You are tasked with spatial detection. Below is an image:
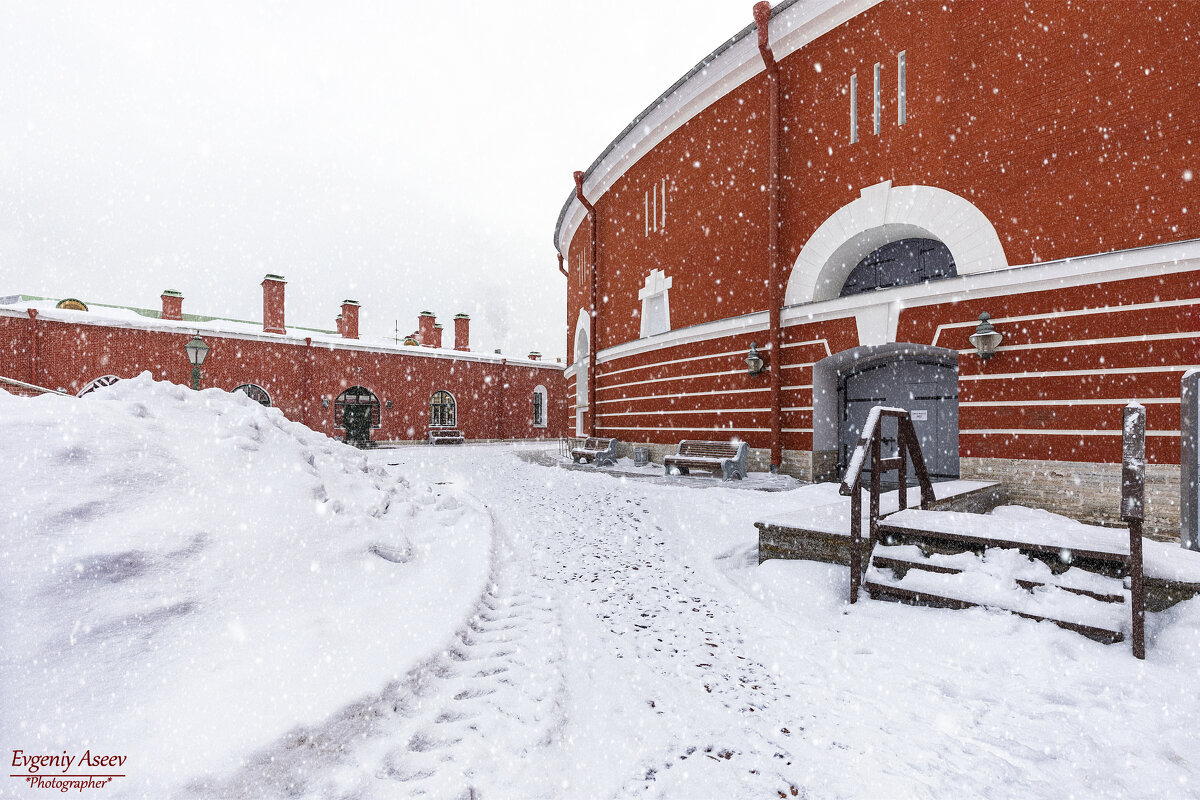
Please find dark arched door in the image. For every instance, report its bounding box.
[839,358,959,485]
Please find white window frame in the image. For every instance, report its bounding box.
[638,269,673,338]
[897,51,907,125]
[849,73,858,143]
[873,62,882,134]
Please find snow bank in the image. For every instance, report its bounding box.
[0,375,492,797]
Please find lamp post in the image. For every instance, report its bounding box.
[968,313,1003,360]
[184,334,210,389]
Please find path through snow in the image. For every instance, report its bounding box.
[197,444,1200,799]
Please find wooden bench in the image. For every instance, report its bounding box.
[571,437,618,466]
[664,440,749,481]
[428,429,465,445]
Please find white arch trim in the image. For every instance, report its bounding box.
[786,181,1009,305]
[573,308,590,367]
[533,384,548,427]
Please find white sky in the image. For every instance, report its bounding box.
[0,1,755,359]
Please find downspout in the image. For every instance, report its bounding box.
[303,337,312,427]
[26,308,38,387]
[754,1,784,473]
[574,170,598,437]
[498,358,508,440]
[557,253,568,279]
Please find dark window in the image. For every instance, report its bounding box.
[335,386,381,428]
[233,383,271,407]
[839,238,956,297]
[430,390,456,428]
[533,390,544,426]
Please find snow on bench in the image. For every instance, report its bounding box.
[571,437,618,467]
[663,440,749,481]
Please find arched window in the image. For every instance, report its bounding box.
[335,386,381,428]
[533,385,548,427]
[233,383,271,407]
[77,375,120,396]
[839,238,957,297]
[430,390,456,428]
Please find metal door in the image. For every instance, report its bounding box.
[839,358,958,485]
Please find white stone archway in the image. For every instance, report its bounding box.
[786,181,1009,305]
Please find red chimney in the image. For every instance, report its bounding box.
[453,313,470,351]
[433,323,443,348]
[418,311,436,346]
[161,290,183,321]
[341,300,360,339]
[262,274,286,335]
[336,315,344,336]
[528,351,541,361]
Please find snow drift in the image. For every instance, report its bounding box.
[0,374,492,797]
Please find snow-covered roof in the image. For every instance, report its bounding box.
[0,295,564,371]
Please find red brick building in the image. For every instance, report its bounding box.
[556,0,1198,534]
[1,276,567,444]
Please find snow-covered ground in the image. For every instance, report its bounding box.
[4,378,1200,799]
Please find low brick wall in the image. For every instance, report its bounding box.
[961,457,1181,541]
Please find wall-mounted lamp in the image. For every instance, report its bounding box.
[321,396,330,408]
[385,399,393,410]
[968,312,1003,360]
[745,342,766,376]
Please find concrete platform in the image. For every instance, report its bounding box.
[755,481,1008,565]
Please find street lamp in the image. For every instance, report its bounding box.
[184,334,210,389]
[968,312,1003,360]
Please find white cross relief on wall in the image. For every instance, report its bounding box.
[638,269,673,338]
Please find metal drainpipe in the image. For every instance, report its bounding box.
[557,253,568,279]
[574,170,598,437]
[498,358,508,440]
[303,337,312,426]
[754,1,784,473]
[26,308,38,386]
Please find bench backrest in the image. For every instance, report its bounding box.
[677,440,742,459]
[581,437,615,450]
[432,430,462,438]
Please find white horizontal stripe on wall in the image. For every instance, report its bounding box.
[955,330,1200,356]
[782,428,815,433]
[782,384,814,392]
[595,387,770,405]
[782,406,814,412]
[597,368,747,392]
[961,428,1182,437]
[961,398,1180,407]
[932,297,1200,347]
[597,425,772,433]
[599,345,772,379]
[781,338,833,355]
[960,364,1199,382]
[596,408,771,418]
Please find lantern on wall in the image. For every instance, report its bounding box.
[745,342,766,376]
[183,334,210,390]
[969,313,1003,360]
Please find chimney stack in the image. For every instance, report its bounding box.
[528,351,541,361]
[454,313,470,351]
[340,300,360,339]
[433,323,443,348]
[418,311,436,346]
[262,274,286,335]
[161,290,183,321]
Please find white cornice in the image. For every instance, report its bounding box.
[555,0,883,255]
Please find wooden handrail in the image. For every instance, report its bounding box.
[1121,402,1147,660]
[844,406,936,603]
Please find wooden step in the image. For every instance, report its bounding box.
[871,544,1128,603]
[866,544,1128,644]
[879,509,1130,566]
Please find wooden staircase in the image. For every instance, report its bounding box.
[840,405,1147,658]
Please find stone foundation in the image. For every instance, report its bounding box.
[960,457,1181,542]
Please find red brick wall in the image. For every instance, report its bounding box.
[0,314,567,443]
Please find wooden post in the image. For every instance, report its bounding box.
[870,429,882,551]
[850,479,862,603]
[1122,403,1146,660]
[898,416,908,511]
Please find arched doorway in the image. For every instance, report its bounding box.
[838,354,959,485]
[839,238,956,296]
[335,386,380,446]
